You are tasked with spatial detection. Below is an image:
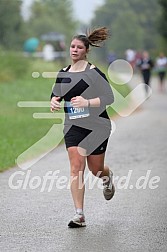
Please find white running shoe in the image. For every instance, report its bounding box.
[68,213,86,228]
[103,170,115,201]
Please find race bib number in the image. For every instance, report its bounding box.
[66,102,90,119]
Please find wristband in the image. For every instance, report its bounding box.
[87,99,90,107]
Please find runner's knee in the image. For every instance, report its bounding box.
[70,162,85,177]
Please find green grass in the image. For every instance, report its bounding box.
[0,77,54,171]
[0,55,131,172]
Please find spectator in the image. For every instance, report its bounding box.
[155,52,167,92]
[137,51,154,93]
[43,43,55,61]
[125,48,136,69]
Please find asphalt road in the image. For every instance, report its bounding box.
[0,77,167,252]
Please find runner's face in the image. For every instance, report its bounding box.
[70,39,88,62]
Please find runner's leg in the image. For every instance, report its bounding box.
[87,153,115,200]
[67,147,86,210]
[87,153,109,178]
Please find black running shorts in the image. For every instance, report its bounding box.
[64,125,109,155]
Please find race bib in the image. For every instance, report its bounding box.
[66,102,90,119]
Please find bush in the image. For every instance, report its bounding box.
[0,50,30,82]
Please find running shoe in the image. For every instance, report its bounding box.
[68,213,86,228]
[103,170,115,200]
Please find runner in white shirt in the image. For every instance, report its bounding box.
[156,53,167,92]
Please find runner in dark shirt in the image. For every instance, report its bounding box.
[137,51,154,93]
[50,27,115,228]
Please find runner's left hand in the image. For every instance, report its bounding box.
[71,96,88,108]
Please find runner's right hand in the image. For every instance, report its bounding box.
[50,97,61,112]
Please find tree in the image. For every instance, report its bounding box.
[126,0,161,50]
[0,0,24,49]
[110,10,143,53]
[158,0,167,41]
[25,0,76,44]
[91,0,161,59]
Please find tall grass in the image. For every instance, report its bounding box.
[0,52,62,171]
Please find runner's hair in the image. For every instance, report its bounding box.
[72,27,109,49]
